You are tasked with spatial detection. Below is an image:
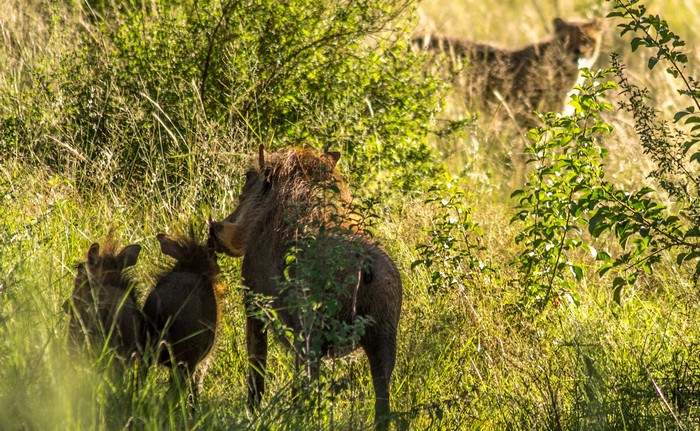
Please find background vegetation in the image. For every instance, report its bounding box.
[2,0,700,429]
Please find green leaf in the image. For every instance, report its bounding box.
[588,211,608,237]
[596,251,612,262]
[598,262,614,277]
[613,283,623,305]
[685,227,700,237]
[630,37,644,52]
[679,251,700,264]
[648,56,659,70]
[571,264,584,281]
[410,260,425,270]
[674,108,694,122]
[676,252,688,265]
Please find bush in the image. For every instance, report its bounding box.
[0,0,447,198]
[511,0,700,311]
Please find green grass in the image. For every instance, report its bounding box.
[3,0,700,429]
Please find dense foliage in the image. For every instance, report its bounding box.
[0,0,446,196]
[509,0,700,311]
[4,0,700,429]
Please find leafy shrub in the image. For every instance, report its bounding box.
[511,0,700,310]
[0,0,447,197]
[511,68,617,310]
[412,175,491,293]
[588,0,700,290]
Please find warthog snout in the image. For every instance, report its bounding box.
[208,220,246,257]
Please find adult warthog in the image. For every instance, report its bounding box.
[209,145,402,430]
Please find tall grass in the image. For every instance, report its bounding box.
[3,0,700,429]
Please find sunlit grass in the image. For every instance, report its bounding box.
[3,0,700,429]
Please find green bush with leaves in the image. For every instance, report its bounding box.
[412,176,491,293]
[511,68,617,310]
[511,0,700,310]
[0,0,446,196]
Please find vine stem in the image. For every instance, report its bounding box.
[542,187,575,307]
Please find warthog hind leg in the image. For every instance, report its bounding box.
[363,332,397,431]
[246,314,268,410]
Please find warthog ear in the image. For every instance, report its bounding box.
[210,221,246,257]
[258,144,265,170]
[325,150,341,167]
[87,243,100,268]
[553,17,567,33]
[157,233,184,261]
[117,244,141,269]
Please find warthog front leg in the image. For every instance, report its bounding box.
[246,313,268,409]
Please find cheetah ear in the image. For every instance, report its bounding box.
[117,244,141,269]
[157,234,184,261]
[325,150,341,167]
[258,144,265,170]
[553,17,567,32]
[87,243,100,268]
